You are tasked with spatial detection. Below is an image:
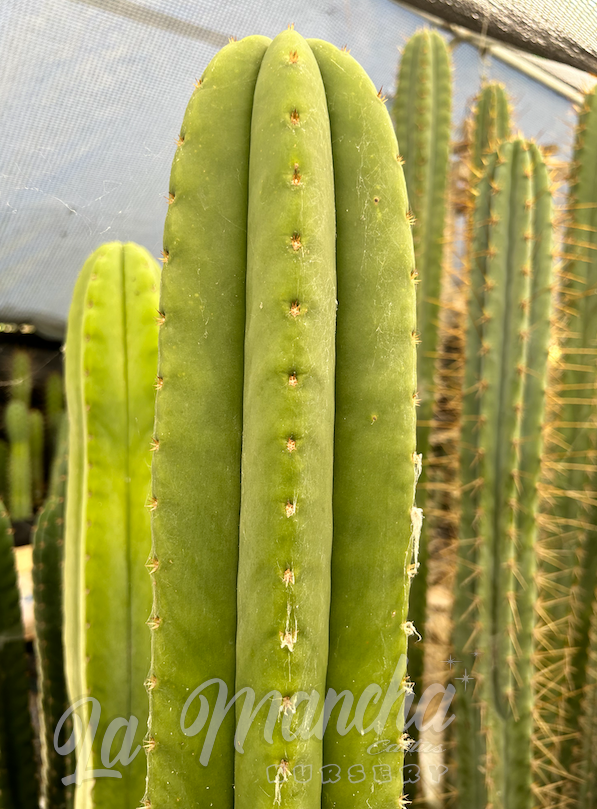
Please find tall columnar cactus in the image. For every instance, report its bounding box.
[64,242,159,809]
[147,30,418,809]
[33,415,73,809]
[535,87,597,804]
[45,371,65,458]
[391,28,452,697]
[10,349,32,406]
[0,501,38,809]
[5,400,32,520]
[30,408,44,508]
[470,82,511,177]
[452,139,553,809]
[0,441,7,505]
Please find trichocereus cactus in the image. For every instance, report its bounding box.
[0,500,38,809]
[147,28,418,809]
[470,82,511,178]
[5,399,32,520]
[33,415,73,809]
[63,242,159,809]
[45,371,65,459]
[535,87,597,806]
[452,138,553,809]
[391,28,452,701]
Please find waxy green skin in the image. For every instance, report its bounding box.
[392,27,451,714]
[308,39,417,808]
[508,143,553,808]
[471,83,511,176]
[0,501,38,809]
[234,30,337,809]
[147,35,270,809]
[45,372,65,460]
[33,416,73,809]
[11,350,32,407]
[5,400,32,520]
[30,408,44,508]
[64,242,159,809]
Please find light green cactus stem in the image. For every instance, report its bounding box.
[45,372,64,459]
[234,31,336,809]
[538,86,597,798]
[63,242,159,809]
[0,441,7,505]
[0,500,38,809]
[5,400,32,520]
[30,408,44,508]
[392,28,451,702]
[470,82,511,176]
[10,350,32,406]
[146,35,269,809]
[309,39,418,808]
[33,416,73,809]
[508,142,553,808]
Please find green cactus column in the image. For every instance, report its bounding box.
[146,35,270,809]
[392,31,451,695]
[6,400,32,520]
[33,416,73,809]
[470,83,511,177]
[10,350,32,406]
[0,501,38,809]
[63,241,159,809]
[310,39,418,808]
[45,372,65,459]
[30,408,44,508]
[234,30,336,809]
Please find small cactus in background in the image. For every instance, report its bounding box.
[0,501,38,809]
[45,371,64,459]
[148,30,417,809]
[29,408,44,508]
[391,28,452,704]
[0,440,7,505]
[5,400,32,520]
[33,415,73,809]
[63,242,159,809]
[452,139,553,808]
[10,349,32,407]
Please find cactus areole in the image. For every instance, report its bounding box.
[146,29,419,809]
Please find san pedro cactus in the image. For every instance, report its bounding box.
[63,241,159,809]
[33,415,73,809]
[0,500,38,809]
[45,372,65,459]
[147,29,418,809]
[392,26,452,705]
[536,87,597,804]
[10,349,32,406]
[30,408,44,508]
[5,400,32,520]
[453,139,553,809]
[470,82,511,177]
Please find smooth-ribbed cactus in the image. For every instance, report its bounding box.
[470,82,511,177]
[392,28,452,699]
[33,415,73,809]
[0,500,38,809]
[64,242,159,809]
[10,349,32,406]
[30,408,44,508]
[536,87,597,805]
[147,29,418,809]
[453,139,553,809]
[5,400,32,520]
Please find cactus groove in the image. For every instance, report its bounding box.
[64,242,159,809]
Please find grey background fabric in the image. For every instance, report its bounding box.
[0,0,592,338]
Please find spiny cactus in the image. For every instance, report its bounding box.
[470,82,511,177]
[392,28,452,701]
[63,242,159,809]
[33,415,73,809]
[5,400,32,520]
[147,30,418,809]
[452,139,553,809]
[10,349,32,407]
[0,500,38,809]
[535,86,597,805]
[30,408,44,508]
